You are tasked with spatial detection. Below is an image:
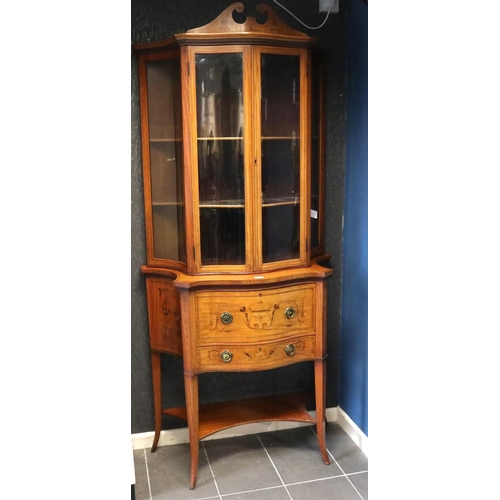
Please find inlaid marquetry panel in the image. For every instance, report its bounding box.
[146,277,183,355]
[194,283,316,344]
[197,334,316,371]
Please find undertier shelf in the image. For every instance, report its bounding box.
[162,391,316,440]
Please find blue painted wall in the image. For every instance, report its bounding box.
[339,0,368,436]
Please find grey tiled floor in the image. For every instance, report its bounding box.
[133,423,368,499]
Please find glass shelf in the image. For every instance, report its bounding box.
[198,137,242,141]
[262,136,299,140]
[262,196,299,207]
[152,202,184,207]
[199,200,244,208]
[150,138,182,143]
[197,197,300,208]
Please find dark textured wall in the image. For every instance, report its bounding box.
[131,0,346,434]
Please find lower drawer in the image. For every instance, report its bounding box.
[196,335,316,372]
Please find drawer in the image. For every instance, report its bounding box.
[197,335,316,371]
[194,283,316,344]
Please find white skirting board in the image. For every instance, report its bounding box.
[131,406,368,457]
[336,407,368,457]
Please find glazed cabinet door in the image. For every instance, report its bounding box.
[139,52,187,269]
[255,48,310,270]
[186,46,254,273]
[183,45,312,274]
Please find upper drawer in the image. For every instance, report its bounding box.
[194,283,316,344]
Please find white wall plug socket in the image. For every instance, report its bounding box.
[319,0,339,14]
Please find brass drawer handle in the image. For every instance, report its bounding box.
[221,312,233,324]
[220,350,233,363]
[284,344,295,356]
[284,307,296,319]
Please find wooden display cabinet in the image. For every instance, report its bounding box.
[133,3,332,489]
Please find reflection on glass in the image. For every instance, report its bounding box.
[261,54,300,138]
[196,52,246,267]
[147,58,185,262]
[261,54,301,263]
[196,53,243,139]
[198,137,244,205]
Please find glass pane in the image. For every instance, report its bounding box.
[262,205,300,263]
[200,208,245,266]
[261,139,299,204]
[310,57,321,252]
[261,54,300,138]
[261,54,301,263]
[147,59,182,140]
[196,53,243,139]
[198,138,244,205]
[196,53,246,267]
[146,58,185,262]
[310,134,320,251]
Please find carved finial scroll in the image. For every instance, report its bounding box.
[186,2,308,38]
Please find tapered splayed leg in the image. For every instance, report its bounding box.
[315,358,330,465]
[184,373,199,489]
[151,352,162,452]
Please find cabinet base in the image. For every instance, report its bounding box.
[162,391,316,440]
[156,389,329,489]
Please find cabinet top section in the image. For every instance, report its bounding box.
[133,2,316,54]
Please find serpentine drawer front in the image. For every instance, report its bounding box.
[194,283,317,345]
[197,334,316,371]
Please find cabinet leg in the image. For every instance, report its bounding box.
[151,352,162,452]
[314,359,330,465]
[184,373,199,490]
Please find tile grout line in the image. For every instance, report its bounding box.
[345,470,368,477]
[285,471,369,487]
[309,427,366,500]
[201,441,223,500]
[143,449,153,500]
[219,485,286,498]
[334,465,365,500]
[214,472,369,497]
[258,436,294,500]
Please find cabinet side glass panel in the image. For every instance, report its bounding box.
[195,53,246,266]
[261,54,301,263]
[147,58,186,263]
[310,58,321,253]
